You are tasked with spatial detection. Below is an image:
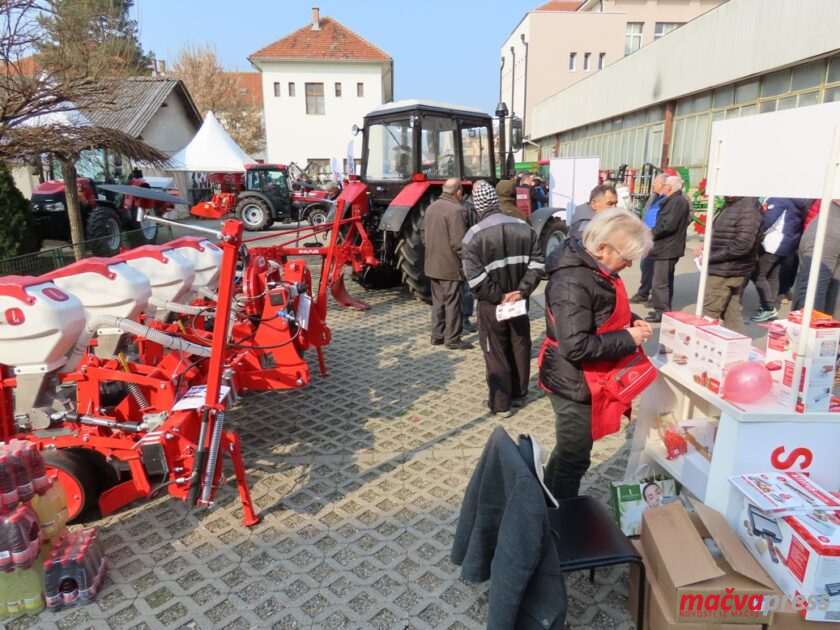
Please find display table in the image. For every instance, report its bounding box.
[637,356,840,527]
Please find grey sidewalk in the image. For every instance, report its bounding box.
[16,278,638,630]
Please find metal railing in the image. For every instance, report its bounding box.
[0,226,175,276]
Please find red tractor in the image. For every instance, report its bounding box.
[29,173,174,255]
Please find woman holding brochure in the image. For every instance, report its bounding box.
[538,209,656,499]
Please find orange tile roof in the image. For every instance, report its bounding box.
[250,16,391,62]
[2,54,38,77]
[229,72,263,106]
[535,1,583,10]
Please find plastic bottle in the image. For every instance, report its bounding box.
[0,569,11,621]
[20,443,49,496]
[5,445,33,503]
[0,452,19,510]
[32,475,68,544]
[2,569,23,620]
[17,564,44,615]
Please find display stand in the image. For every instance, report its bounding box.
[638,102,840,529]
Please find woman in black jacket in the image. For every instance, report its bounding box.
[539,209,653,499]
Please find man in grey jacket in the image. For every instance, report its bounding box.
[421,177,472,350]
[568,184,618,240]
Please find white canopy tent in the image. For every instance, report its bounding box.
[168,111,255,173]
[695,100,840,412]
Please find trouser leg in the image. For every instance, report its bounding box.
[703,275,734,326]
[462,281,474,320]
[753,251,781,309]
[636,257,653,298]
[439,279,464,344]
[508,314,532,399]
[477,301,513,412]
[650,258,677,313]
[430,279,446,341]
[778,254,798,298]
[543,394,593,499]
[720,276,747,334]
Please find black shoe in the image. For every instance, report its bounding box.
[431,337,444,346]
[629,294,649,304]
[462,320,477,333]
[643,300,654,309]
[512,395,528,408]
[644,312,662,323]
[445,340,473,350]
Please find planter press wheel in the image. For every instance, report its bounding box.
[42,449,99,522]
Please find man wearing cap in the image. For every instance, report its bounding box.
[461,181,545,417]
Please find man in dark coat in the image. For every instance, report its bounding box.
[462,181,544,417]
[495,179,528,221]
[568,184,618,239]
[645,175,691,323]
[421,177,472,349]
[697,196,764,333]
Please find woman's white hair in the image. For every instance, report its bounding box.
[582,208,652,261]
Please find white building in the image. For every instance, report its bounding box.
[249,8,393,178]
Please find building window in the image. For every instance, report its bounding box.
[654,22,682,38]
[583,53,591,72]
[305,82,325,115]
[273,82,281,97]
[335,82,342,97]
[288,82,296,97]
[569,52,576,71]
[598,52,606,70]
[308,159,330,181]
[625,23,643,55]
[357,82,364,97]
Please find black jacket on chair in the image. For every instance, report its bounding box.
[451,427,567,630]
[648,191,690,260]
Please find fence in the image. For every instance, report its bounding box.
[0,226,175,276]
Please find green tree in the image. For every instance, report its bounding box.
[35,0,150,79]
[0,164,40,258]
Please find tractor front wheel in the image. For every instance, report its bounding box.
[235,197,272,231]
[305,204,329,227]
[43,449,99,522]
[539,217,568,262]
[395,198,432,303]
[129,205,159,245]
[86,207,122,256]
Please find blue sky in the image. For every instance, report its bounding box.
[133,0,539,113]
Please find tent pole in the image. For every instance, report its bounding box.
[695,138,724,317]
[787,124,840,412]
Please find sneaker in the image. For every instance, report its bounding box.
[629,294,649,304]
[644,311,663,323]
[462,320,477,333]
[431,337,444,346]
[445,340,473,350]
[751,307,778,322]
[494,409,513,419]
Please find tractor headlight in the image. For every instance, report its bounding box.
[44,202,65,212]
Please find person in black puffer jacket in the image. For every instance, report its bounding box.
[695,197,763,333]
[539,209,653,499]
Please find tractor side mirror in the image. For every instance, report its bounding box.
[510,117,524,152]
[351,124,362,136]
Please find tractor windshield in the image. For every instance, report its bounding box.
[365,120,414,181]
[420,116,459,179]
[461,124,493,178]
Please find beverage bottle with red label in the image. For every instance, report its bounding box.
[32,474,68,545]
[5,444,33,504]
[0,451,20,510]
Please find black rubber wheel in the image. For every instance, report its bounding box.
[396,197,432,303]
[540,217,568,264]
[305,204,329,227]
[42,449,100,522]
[86,207,122,256]
[235,197,272,231]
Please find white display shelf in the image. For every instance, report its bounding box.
[638,354,840,528]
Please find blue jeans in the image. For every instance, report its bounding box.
[462,281,474,319]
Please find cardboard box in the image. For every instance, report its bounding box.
[768,600,838,628]
[660,312,716,366]
[629,540,763,630]
[688,325,752,396]
[640,500,775,624]
[736,498,840,622]
[774,311,840,413]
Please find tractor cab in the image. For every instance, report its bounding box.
[244,164,292,215]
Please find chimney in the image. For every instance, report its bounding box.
[311,7,320,30]
[159,59,166,74]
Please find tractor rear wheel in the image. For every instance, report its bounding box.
[235,197,272,231]
[130,206,159,245]
[86,207,122,256]
[539,217,568,262]
[43,449,99,522]
[396,198,432,303]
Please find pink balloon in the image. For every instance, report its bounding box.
[723,361,773,403]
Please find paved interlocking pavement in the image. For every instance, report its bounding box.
[14,277,637,630]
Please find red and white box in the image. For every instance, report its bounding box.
[688,324,751,395]
[736,500,840,622]
[659,312,716,366]
[776,311,840,413]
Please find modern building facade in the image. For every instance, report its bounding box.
[249,8,393,177]
[530,0,840,186]
[500,0,724,161]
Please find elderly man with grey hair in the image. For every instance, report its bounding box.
[644,175,691,323]
[421,177,472,349]
[630,173,668,304]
